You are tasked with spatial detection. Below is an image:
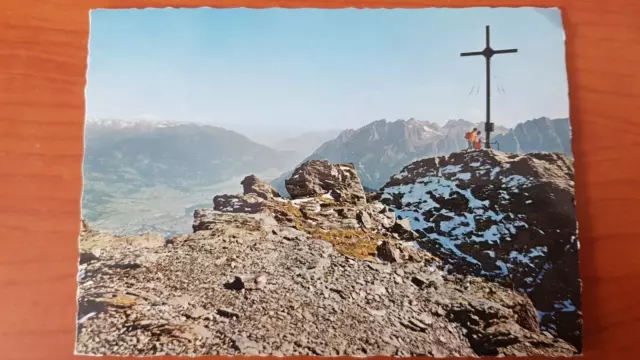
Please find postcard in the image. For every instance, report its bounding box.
[76,7,581,357]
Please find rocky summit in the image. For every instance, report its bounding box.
[75,157,578,357]
[378,149,582,351]
[285,160,367,206]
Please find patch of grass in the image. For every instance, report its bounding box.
[309,228,381,259]
[271,201,303,219]
[268,199,383,260]
[268,200,308,231]
[315,196,335,204]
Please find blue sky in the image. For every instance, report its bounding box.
[86,7,568,136]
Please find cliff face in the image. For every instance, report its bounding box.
[378,149,581,351]
[493,117,572,156]
[75,157,579,357]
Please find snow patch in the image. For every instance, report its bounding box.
[395,210,430,230]
[383,176,490,212]
[454,172,471,181]
[480,225,502,243]
[422,126,443,135]
[78,312,97,324]
[534,262,552,284]
[555,300,577,312]
[528,246,547,257]
[441,165,462,174]
[221,198,243,212]
[440,212,475,237]
[291,198,315,206]
[536,310,551,323]
[321,191,334,200]
[429,233,482,265]
[508,251,535,267]
[495,260,509,275]
[502,175,534,189]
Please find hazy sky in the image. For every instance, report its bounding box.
[86,7,568,136]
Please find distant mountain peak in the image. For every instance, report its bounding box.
[444,118,474,128]
[86,117,195,129]
[271,116,572,195]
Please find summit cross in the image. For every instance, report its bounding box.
[460,25,518,149]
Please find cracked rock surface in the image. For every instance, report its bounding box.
[77,213,575,357]
[75,158,578,357]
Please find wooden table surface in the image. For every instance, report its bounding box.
[1,0,638,359]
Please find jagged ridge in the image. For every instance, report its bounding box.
[378,149,581,351]
[76,157,578,357]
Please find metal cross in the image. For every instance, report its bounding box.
[460,25,517,149]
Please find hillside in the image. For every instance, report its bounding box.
[376,149,581,351]
[82,119,299,236]
[76,158,578,357]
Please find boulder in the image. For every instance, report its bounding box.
[241,175,282,200]
[79,250,100,265]
[193,209,271,234]
[79,220,165,251]
[81,219,92,233]
[285,160,367,205]
[391,218,420,240]
[377,240,441,264]
[213,193,265,214]
[376,240,402,263]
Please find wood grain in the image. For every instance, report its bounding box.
[1,0,638,359]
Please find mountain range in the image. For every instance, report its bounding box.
[82,116,571,236]
[84,119,299,187]
[82,119,299,235]
[270,117,571,196]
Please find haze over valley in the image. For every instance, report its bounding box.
[82,116,572,236]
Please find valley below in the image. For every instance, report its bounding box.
[82,116,572,237]
[83,170,284,237]
[77,117,581,357]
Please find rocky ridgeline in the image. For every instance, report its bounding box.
[377,149,582,351]
[76,158,578,357]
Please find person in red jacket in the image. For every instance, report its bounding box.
[474,131,483,149]
[464,128,477,150]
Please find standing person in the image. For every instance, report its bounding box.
[474,131,483,150]
[464,128,477,150]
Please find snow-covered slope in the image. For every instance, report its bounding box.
[378,149,581,352]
